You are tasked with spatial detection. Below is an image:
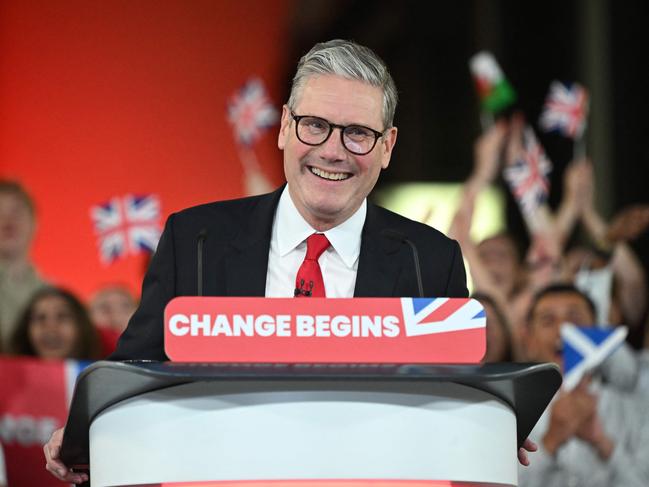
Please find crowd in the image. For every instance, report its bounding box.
[0,181,137,362]
[0,181,139,484]
[2,116,649,485]
[449,116,649,486]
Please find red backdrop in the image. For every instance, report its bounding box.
[0,0,289,300]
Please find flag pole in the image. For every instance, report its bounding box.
[573,129,587,161]
[237,145,273,196]
[480,111,494,131]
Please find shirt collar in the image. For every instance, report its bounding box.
[275,186,366,269]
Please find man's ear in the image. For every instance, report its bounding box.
[278,105,291,150]
[380,126,398,170]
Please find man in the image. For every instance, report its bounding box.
[0,180,47,350]
[45,39,471,484]
[109,39,468,360]
[519,284,649,487]
[89,285,137,334]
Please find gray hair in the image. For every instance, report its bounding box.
[287,39,398,129]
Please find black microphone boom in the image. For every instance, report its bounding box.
[381,229,424,298]
[196,229,207,296]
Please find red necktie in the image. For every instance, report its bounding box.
[294,233,330,297]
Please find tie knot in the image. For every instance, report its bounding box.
[305,233,330,261]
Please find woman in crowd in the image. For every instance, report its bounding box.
[9,286,101,360]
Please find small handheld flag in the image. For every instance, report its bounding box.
[469,51,517,114]
[503,127,553,217]
[227,78,279,147]
[561,323,628,390]
[539,81,589,140]
[90,194,162,264]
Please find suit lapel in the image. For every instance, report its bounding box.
[219,192,406,298]
[354,203,403,297]
[224,187,283,296]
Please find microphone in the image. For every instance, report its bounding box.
[196,229,207,296]
[294,279,314,297]
[381,229,424,298]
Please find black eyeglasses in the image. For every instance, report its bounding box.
[290,111,385,156]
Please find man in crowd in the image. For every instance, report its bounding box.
[0,180,46,350]
[519,284,649,487]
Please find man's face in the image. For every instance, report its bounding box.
[278,75,397,230]
[0,192,35,260]
[525,291,595,364]
[90,288,136,332]
[477,235,520,295]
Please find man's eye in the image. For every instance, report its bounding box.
[304,118,328,131]
[346,126,371,139]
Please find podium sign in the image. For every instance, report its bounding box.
[164,297,485,363]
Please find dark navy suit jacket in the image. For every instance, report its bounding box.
[111,187,468,360]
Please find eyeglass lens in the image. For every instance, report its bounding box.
[296,116,378,155]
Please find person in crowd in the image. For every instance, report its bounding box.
[518,284,649,487]
[90,285,138,355]
[9,287,101,360]
[89,285,137,333]
[557,160,648,328]
[448,119,554,358]
[473,292,513,362]
[0,180,47,350]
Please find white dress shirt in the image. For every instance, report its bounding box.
[265,187,366,298]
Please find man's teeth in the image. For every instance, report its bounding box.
[310,167,350,181]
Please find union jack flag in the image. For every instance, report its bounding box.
[539,81,589,139]
[561,324,627,390]
[400,298,485,337]
[503,128,553,216]
[227,78,278,146]
[90,194,162,264]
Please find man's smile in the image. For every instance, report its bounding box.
[308,166,352,181]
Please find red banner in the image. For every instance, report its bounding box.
[0,356,85,487]
[165,297,486,363]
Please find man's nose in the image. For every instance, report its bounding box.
[318,128,347,161]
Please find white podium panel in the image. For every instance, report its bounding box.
[89,381,517,487]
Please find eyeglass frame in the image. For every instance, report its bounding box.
[289,110,386,156]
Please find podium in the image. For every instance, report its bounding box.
[60,361,560,487]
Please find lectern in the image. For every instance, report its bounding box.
[60,361,560,487]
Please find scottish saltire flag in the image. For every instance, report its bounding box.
[561,324,628,390]
[503,128,553,215]
[539,81,589,139]
[469,51,517,113]
[400,298,485,337]
[90,194,162,264]
[227,78,278,146]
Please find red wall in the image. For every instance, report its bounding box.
[0,0,289,300]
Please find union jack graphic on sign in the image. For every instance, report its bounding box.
[90,194,162,264]
[400,298,485,337]
[539,81,589,139]
[227,78,279,146]
[503,128,553,216]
